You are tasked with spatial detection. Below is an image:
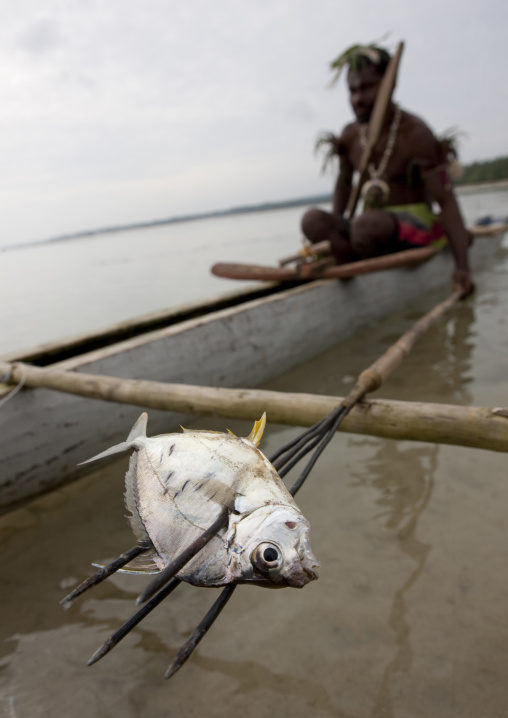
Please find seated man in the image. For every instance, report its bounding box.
[301,44,474,296]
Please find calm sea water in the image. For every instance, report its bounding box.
[1,187,508,717]
[1,187,506,356]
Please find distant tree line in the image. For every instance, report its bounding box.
[457,156,508,185]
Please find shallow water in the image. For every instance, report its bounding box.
[0,206,307,356]
[1,240,507,717]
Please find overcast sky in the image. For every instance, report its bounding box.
[1,0,507,246]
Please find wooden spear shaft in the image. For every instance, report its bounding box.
[345,41,404,219]
[1,357,507,452]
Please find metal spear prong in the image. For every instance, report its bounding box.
[136,511,229,606]
[87,577,182,666]
[60,543,152,607]
[165,584,236,680]
[88,511,230,669]
[288,407,348,496]
[270,413,334,468]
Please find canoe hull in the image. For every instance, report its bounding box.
[0,236,504,511]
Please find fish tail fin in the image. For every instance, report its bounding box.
[78,442,132,465]
[79,412,148,465]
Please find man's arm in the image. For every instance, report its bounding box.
[426,172,474,295]
[331,128,354,216]
[332,154,353,215]
[424,166,474,296]
[413,125,474,296]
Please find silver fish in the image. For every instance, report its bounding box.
[86,412,319,589]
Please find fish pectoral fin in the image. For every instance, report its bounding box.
[92,550,160,575]
[245,413,266,447]
[200,479,238,511]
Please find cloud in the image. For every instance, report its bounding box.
[18,18,63,56]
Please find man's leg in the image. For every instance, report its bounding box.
[350,210,399,257]
[301,208,360,263]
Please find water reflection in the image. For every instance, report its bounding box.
[431,303,476,404]
[190,654,357,718]
[351,440,438,718]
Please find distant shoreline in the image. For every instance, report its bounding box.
[456,178,508,194]
[3,178,508,252]
[1,193,332,252]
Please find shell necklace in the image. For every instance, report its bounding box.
[359,104,402,205]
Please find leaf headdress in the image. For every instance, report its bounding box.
[329,36,390,85]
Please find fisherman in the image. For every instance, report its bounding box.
[301,44,474,296]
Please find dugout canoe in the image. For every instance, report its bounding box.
[0,227,505,512]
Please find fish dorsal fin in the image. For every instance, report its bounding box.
[245,413,266,447]
[181,427,229,435]
[227,429,237,437]
[127,412,148,442]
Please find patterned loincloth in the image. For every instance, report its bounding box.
[386,203,447,248]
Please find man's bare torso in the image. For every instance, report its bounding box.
[340,108,441,207]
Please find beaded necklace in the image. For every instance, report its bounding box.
[359,104,402,205]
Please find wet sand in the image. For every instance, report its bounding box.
[1,244,508,717]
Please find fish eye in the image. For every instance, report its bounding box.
[252,542,282,573]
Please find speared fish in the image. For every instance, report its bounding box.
[61,412,319,676]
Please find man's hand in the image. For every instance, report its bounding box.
[453,268,475,298]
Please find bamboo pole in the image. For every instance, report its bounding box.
[340,289,463,410]
[0,361,507,452]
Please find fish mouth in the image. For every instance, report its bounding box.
[283,559,320,588]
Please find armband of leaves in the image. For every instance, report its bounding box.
[315,132,344,172]
[436,127,467,180]
[436,127,466,162]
